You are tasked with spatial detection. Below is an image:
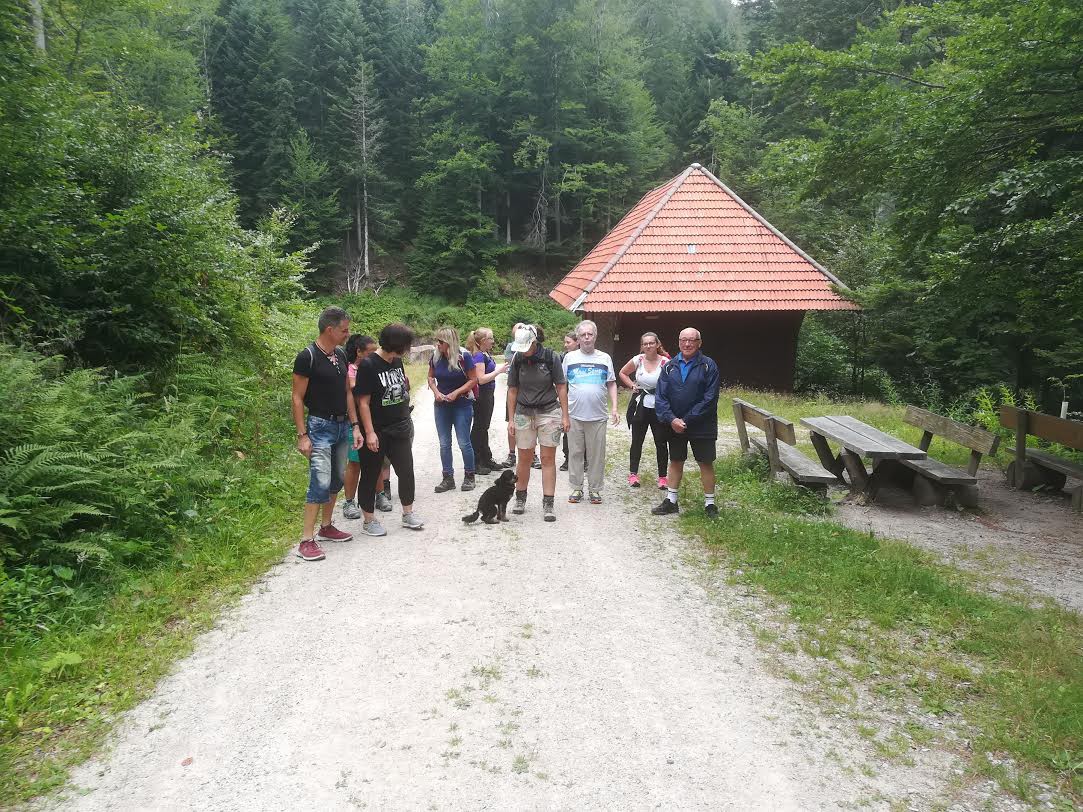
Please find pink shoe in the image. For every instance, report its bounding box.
[296,539,325,561]
[317,524,353,542]
[628,473,641,488]
[657,476,668,490]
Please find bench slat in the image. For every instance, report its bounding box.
[1001,406,1083,452]
[1027,449,1083,480]
[750,436,838,484]
[900,457,977,486]
[827,416,928,458]
[733,398,797,445]
[904,405,999,455]
[801,416,916,459]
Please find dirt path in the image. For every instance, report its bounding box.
[54,383,971,810]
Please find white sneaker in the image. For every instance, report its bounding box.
[361,519,387,537]
[342,499,362,520]
[401,512,424,530]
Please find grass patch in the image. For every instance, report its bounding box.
[0,483,300,803]
[682,452,1083,802]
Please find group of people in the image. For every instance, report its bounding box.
[291,307,721,562]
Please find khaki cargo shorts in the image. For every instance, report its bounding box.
[514,406,563,449]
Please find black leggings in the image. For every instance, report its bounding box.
[358,432,414,512]
[471,387,495,464]
[629,410,669,477]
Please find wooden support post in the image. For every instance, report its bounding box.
[919,430,933,452]
[810,433,844,480]
[967,449,982,477]
[1072,485,1082,514]
[764,418,781,476]
[839,449,869,494]
[732,401,749,451]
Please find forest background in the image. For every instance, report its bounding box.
[0,0,1081,801]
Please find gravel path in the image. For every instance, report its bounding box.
[53,382,952,810]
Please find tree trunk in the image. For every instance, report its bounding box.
[29,0,45,52]
[505,190,511,244]
[362,176,370,281]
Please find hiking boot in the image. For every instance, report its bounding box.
[488,458,510,470]
[296,539,325,561]
[542,495,556,522]
[317,524,352,542]
[627,473,641,488]
[461,474,476,492]
[512,490,528,515]
[476,463,492,476]
[559,459,569,472]
[505,452,517,468]
[361,518,387,537]
[651,499,679,516]
[589,490,602,505]
[657,476,668,490]
[342,499,362,520]
[375,491,393,512]
[705,504,719,520]
[434,475,456,493]
[532,453,542,470]
[568,489,583,504]
[401,512,424,530]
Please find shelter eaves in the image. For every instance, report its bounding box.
[550,164,860,313]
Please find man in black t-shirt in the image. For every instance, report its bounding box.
[352,323,423,536]
[291,306,362,561]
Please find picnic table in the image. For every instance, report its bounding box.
[799,415,928,501]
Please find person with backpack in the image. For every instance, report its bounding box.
[507,324,569,522]
[466,327,510,475]
[618,331,670,490]
[291,307,362,562]
[429,326,480,493]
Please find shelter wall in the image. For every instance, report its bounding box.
[587,311,805,392]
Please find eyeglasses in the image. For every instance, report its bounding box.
[679,337,700,344]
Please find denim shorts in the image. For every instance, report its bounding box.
[306,415,351,504]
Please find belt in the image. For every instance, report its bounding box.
[308,411,349,421]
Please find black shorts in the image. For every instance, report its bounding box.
[667,436,716,463]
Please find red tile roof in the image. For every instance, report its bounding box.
[550,164,859,313]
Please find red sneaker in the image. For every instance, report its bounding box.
[296,539,325,561]
[317,524,353,543]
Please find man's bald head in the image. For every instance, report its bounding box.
[677,327,702,359]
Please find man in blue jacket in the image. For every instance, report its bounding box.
[651,327,721,519]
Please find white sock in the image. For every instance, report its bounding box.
[666,488,678,504]
[704,493,716,507]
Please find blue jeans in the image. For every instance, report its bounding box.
[434,399,475,476]
[305,416,351,503]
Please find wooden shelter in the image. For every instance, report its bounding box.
[549,164,859,391]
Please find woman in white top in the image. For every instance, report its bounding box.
[618,332,670,489]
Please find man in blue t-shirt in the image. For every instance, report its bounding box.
[562,319,618,505]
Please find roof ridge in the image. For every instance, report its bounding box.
[569,166,695,311]
[692,164,850,291]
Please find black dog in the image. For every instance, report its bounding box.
[462,469,518,524]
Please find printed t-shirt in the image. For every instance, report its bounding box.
[562,348,615,422]
[430,348,474,396]
[472,351,496,394]
[508,346,565,413]
[354,353,410,430]
[293,343,348,416]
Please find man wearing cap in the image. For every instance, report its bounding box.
[651,327,721,519]
[506,324,570,522]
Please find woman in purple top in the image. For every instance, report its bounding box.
[466,327,510,475]
[428,326,480,493]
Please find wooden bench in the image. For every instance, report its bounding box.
[732,399,837,495]
[900,405,1000,507]
[1000,406,1083,513]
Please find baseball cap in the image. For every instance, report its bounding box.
[509,325,538,352]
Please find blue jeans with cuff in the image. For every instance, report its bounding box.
[305,416,351,503]
[434,398,475,476]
